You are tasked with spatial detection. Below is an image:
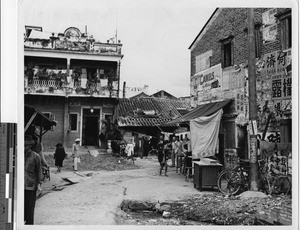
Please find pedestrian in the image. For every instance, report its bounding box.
[143,136,150,158]
[32,134,48,167]
[24,135,42,225]
[170,135,176,167]
[157,135,169,176]
[183,137,192,176]
[175,136,184,173]
[72,138,81,171]
[54,143,67,172]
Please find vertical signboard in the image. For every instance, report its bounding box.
[262,8,278,44]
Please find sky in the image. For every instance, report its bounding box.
[19,0,217,97]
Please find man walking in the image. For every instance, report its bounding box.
[72,138,81,171]
[24,135,42,225]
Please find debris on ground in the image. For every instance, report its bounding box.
[45,153,140,171]
[62,177,79,184]
[116,193,292,225]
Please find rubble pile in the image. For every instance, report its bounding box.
[45,154,140,171]
[118,193,292,225]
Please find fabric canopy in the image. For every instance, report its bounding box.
[190,109,223,159]
[165,100,231,124]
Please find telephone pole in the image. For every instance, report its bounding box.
[247,8,259,190]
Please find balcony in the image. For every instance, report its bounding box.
[24,68,119,98]
[24,39,122,56]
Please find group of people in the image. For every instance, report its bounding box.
[157,133,192,177]
[24,135,81,225]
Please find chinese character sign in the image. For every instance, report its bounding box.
[259,49,292,100]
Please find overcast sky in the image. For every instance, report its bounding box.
[19,0,296,98]
[19,0,218,97]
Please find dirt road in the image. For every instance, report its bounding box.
[35,156,208,225]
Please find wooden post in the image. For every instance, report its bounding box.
[248,8,259,190]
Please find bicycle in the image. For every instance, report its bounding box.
[217,158,292,196]
[217,159,250,195]
[258,158,292,195]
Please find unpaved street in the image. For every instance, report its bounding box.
[35,156,208,225]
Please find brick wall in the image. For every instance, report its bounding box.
[190,7,289,77]
[25,95,116,149]
[25,95,65,150]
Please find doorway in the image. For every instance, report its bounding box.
[82,108,100,146]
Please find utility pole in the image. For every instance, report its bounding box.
[247,8,259,190]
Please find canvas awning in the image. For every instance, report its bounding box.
[165,100,232,125]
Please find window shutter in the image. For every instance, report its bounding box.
[221,44,224,68]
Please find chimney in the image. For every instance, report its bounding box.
[123,82,126,98]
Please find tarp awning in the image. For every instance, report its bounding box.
[191,109,223,158]
[165,100,232,125]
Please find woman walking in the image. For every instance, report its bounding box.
[54,143,67,172]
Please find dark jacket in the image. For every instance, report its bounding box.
[25,150,42,191]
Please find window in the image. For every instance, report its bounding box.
[281,16,292,49]
[69,113,78,131]
[276,9,292,50]
[221,38,233,68]
[43,112,54,120]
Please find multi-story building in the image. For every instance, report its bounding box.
[189,8,292,161]
[24,26,123,148]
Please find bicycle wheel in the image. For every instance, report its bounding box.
[217,169,242,195]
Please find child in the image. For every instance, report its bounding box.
[157,136,170,176]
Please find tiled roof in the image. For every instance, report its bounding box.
[116,98,190,127]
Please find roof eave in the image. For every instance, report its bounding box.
[188,8,219,50]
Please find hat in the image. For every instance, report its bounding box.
[75,138,80,142]
[25,135,35,145]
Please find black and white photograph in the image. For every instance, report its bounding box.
[0,0,299,229]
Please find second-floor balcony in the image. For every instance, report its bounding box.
[25,68,119,98]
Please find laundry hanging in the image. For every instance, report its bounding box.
[190,109,223,159]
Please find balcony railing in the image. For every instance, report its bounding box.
[25,77,119,98]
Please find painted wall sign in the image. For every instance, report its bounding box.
[257,131,281,143]
[195,63,222,92]
[262,24,277,44]
[249,137,257,163]
[262,8,278,27]
[259,49,292,101]
[262,9,278,45]
[235,89,245,113]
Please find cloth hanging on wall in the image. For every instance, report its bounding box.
[100,79,108,87]
[190,109,223,159]
[81,78,87,88]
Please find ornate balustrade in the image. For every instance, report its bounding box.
[25,77,119,98]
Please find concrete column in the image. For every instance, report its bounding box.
[66,58,70,75]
